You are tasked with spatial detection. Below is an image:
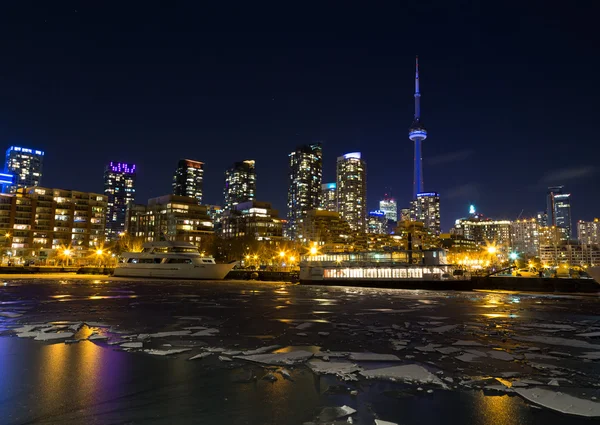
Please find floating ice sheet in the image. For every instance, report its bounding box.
[429,324,458,333]
[359,364,448,388]
[241,345,281,356]
[513,336,600,350]
[146,331,192,338]
[514,388,600,417]
[190,328,219,337]
[121,342,143,349]
[348,353,401,362]
[375,420,399,425]
[188,353,212,360]
[235,350,313,365]
[308,360,362,376]
[145,348,192,356]
[452,340,484,347]
[0,312,23,318]
[33,332,75,341]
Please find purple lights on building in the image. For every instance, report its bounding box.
[109,162,136,174]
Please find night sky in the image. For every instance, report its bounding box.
[1,2,598,231]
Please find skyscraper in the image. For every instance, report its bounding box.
[3,146,44,193]
[547,186,572,239]
[104,162,136,240]
[400,208,411,222]
[511,219,540,257]
[320,183,337,212]
[367,210,388,234]
[408,56,427,199]
[379,195,398,222]
[336,152,366,231]
[224,160,256,211]
[287,143,322,240]
[172,159,204,203]
[577,219,600,245]
[410,192,441,235]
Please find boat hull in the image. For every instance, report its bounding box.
[113,263,236,280]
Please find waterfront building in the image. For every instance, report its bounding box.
[224,160,256,211]
[0,187,106,254]
[400,208,411,222]
[510,218,540,257]
[287,143,323,241]
[172,159,204,203]
[367,210,388,234]
[300,209,354,250]
[440,233,480,253]
[104,162,136,240]
[125,194,213,248]
[539,242,600,267]
[3,146,44,194]
[336,152,366,231]
[379,195,398,222]
[220,200,283,241]
[320,183,337,212]
[577,219,600,246]
[536,211,548,228]
[410,192,441,235]
[547,186,572,239]
[452,208,511,248]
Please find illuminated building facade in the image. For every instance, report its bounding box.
[300,209,353,248]
[336,152,366,231]
[125,195,213,248]
[540,242,600,267]
[287,143,322,240]
[3,146,44,194]
[104,162,136,240]
[320,183,337,212]
[578,219,600,245]
[547,186,572,239]
[0,187,106,253]
[367,210,388,234]
[410,192,441,235]
[536,211,548,228]
[379,196,398,222]
[172,159,204,203]
[221,200,283,240]
[452,208,511,248]
[400,208,411,222]
[510,219,540,257]
[224,160,256,211]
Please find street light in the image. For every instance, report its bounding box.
[289,256,296,262]
[279,251,285,258]
[487,246,497,255]
[96,249,103,256]
[310,246,318,255]
[509,252,518,260]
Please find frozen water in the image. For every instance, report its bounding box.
[415,344,440,352]
[177,316,203,321]
[487,350,515,361]
[455,353,482,363]
[241,345,281,355]
[188,353,212,360]
[146,330,192,338]
[88,333,108,341]
[145,348,192,356]
[235,350,313,365]
[278,369,292,380]
[576,332,600,337]
[526,324,578,331]
[513,335,600,349]
[452,340,484,347]
[121,342,143,349]
[348,353,401,362]
[218,356,232,362]
[428,325,458,333]
[435,347,461,355]
[190,328,219,337]
[83,321,111,327]
[318,332,330,336]
[34,332,75,341]
[295,322,313,330]
[318,405,356,421]
[514,388,600,417]
[375,418,399,424]
[308,360,362,376]
[360,364,448,388]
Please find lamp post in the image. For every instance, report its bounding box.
[95,248,103,267]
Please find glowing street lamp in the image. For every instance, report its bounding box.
[309,246,318,255]
[487,246,497,255]
[63,249,72,257]
[279,251,285,258]
[289,256,296,262]
[96,249,103,256]
[509,252,518,261]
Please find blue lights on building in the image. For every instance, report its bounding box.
[408,56,428,199]
[3,146,44,193]
[327,183,336,189]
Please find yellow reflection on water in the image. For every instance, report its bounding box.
[475,393,520,425]
[76,341,101,397]
[39,342,70,410]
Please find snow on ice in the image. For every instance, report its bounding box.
[359,364,448,388]
[514,388,600,417]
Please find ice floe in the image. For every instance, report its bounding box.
[241,345,281,355]
[317,405,356,422]
[308,360,362,377]
[452,340,484,347]
[513,336,600,350]
[348,353,401,362]
[487,350,515,361]
[0,311,23,318]
[190,328,219,337]
[188,353,212,360]
[576,332,600,338]
[374,420,399,425]
[146,330,192,338]
[32,332,75,341]
[359,364,448,388]
[120,342,143,349]
[145,348,192,356]
[514,388,600,417]
[428,324,458,333]
[295,322,313,330]
[235,350,313,365]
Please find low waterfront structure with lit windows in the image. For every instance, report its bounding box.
[300,249,458,285]
[220,200,283,241]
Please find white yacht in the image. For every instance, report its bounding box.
[114,241,236,280]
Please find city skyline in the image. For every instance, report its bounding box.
[1,4,599,230]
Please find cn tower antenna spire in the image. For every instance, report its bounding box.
[409,55,427,199]
[414,55,420,120]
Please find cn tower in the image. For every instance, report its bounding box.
[408,56,427,199]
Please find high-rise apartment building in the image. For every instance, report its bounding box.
[379,196,398,222]
[536,211,548,228]
[224,160,256,211]
[300,209,353,248]
[452,209,511,248]
[125,195,213,248]
[336,152,366,231]
[547,186,572,239]
[0,187,106,253]
[400,208,411,222]
[410,192,441,235]
[367,210,388,234]
[221,200,283,240]
[578,219,600,245]
[510,219,540,257]
[3,146,44,193]
[287,143,322,240]
[172,159,204,203]
[320,183,337,212]
[104,162,136,240]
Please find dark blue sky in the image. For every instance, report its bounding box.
[1,2,598,231]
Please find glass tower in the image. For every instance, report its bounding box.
[172,159,204,204]
[320,183,337,212]
[547,186,572,239]
[410,192,441,235]
[287,143,322,240]
[3,146,44,193]
[336,152,367,231]
[224,160,256,211]
[379,196,398,222]
[104,162,136,240]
